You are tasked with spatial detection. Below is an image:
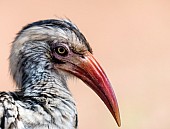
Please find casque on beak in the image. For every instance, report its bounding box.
[56,51,121,127]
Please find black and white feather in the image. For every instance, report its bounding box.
[0,18,121,129]
[1,19,92,129]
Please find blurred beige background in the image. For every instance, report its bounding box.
[1,0,170,129]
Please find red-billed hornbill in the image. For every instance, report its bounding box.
[0,19,121,129]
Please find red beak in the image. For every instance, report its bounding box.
[56,51,121,126]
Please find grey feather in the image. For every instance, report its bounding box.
[0,19,92,129]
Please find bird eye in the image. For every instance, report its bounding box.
[55,46,68,56]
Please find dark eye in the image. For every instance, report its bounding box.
[55,46,68,56]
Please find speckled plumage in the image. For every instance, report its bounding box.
[0,19,121,129]
[1,19,89,129]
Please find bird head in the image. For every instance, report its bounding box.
[10,19,121,126]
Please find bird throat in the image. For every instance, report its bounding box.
[17,59,78,128]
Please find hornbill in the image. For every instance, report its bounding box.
[0,19,121,129]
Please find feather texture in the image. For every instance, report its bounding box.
[1,19,86,129]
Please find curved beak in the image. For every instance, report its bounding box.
[56,51,121,126]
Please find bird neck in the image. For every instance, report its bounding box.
[23,69,64,95]
[18,63,78,129]
[21,63,72,99]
